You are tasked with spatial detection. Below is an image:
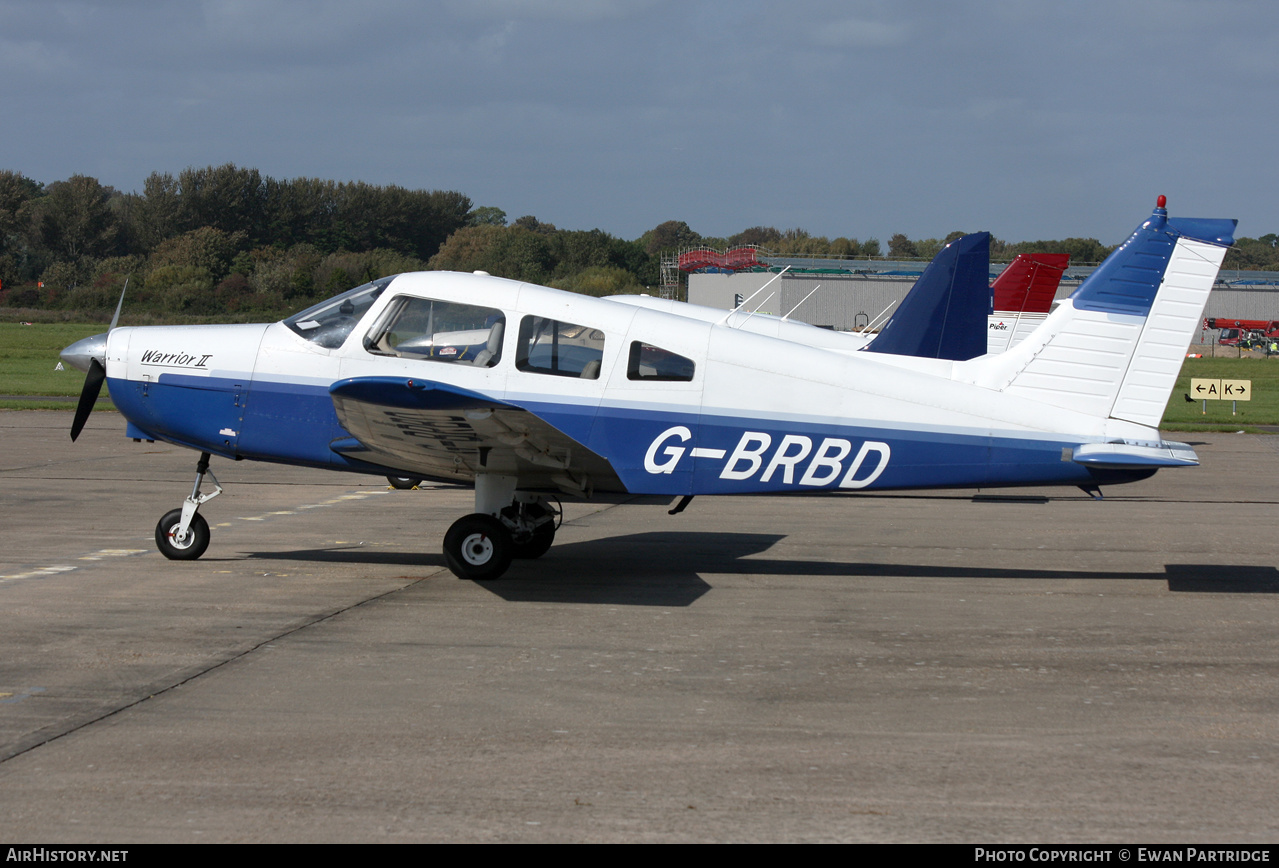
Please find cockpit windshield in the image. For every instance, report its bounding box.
[284,275,398,348]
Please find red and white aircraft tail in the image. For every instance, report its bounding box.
[986,253,1069,354]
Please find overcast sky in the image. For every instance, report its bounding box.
[3,0,1274,246]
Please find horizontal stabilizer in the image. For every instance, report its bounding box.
[1070,441,1199,469]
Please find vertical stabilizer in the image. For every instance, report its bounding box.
[966,200,1235,425]
[866,232,991,361]
[991,253,1070,314]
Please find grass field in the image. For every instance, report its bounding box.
[3,323,1279,428]
[1162,352,1279,431]
[0,323,114,409]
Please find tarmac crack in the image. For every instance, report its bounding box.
[0,494,643,765]
[0,572,437,767]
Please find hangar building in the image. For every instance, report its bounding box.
[669,247,1279,332]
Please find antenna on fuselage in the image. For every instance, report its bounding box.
[782,285,821,321]
[858,300,897,334]
[719,266,789,326]
[735,293,776,327]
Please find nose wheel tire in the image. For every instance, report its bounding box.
[155,509,211,560]
[443,514,512,580]
[387,476,423,490]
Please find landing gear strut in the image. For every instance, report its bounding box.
[155,452,222,561]
[505,500,558,560]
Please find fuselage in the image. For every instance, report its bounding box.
[102,271,1162,496]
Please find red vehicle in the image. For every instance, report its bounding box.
[1206,318,1279,346]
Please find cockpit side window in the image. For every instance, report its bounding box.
[516,316,605,379]
[284,276,397,349]
[627,341,695,382]
[364,296,506,367]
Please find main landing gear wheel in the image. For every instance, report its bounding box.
[155,509,211,561]
[443,514,512,580]
[387,476,423,490]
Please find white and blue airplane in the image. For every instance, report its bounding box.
[60,198,1234,580]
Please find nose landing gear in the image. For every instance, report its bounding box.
[155,509,211,560]
[155,452,222,560]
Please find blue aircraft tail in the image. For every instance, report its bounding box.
[864,232,991,361]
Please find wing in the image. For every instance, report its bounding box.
[329,376,623,497]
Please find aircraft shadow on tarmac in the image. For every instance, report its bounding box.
[242,532,1279,605]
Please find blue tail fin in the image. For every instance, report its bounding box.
[865,232,991,361]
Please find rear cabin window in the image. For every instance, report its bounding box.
[516,316,605,379]
[627,341,695,382]
[364,297,505,367]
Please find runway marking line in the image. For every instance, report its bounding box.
[3,489,388,583]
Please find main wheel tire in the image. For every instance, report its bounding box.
[155,509,211,561]
[387,476,423,490]
[443,514,512,580]
[511,521,555,560]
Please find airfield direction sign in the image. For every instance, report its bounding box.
[1190,378,1251,414]
[1223,380,1251,400]
[1191,378,1221,399]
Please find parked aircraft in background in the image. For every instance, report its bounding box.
[61,198,1234,580]
[617,246,1069,359]
[613,232,993,360]
[986,253,1070,354]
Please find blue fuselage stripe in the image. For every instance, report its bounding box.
[110,374,1109,493]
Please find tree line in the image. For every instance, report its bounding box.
[0,165,471,318]
[2,164,1270,321]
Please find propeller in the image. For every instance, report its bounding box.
[70,358,106,441]
[62,280,127,441]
